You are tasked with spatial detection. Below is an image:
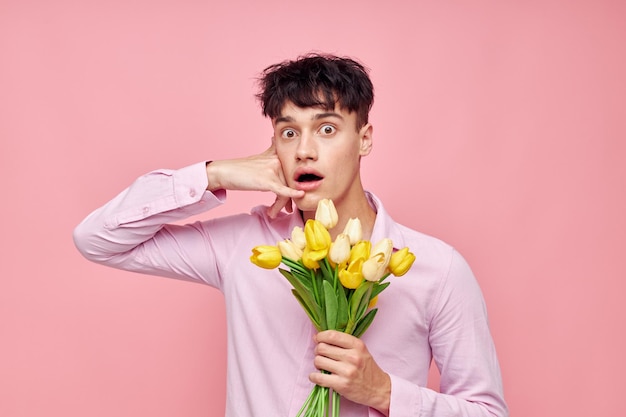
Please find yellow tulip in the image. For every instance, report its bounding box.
[315,198,338,229]
[329,233,351,265]
[342,218,362,245]
[307,247,327,262]
[277,239,303,261]
[250,245,282,269]
[349,240,371,264]
[388,247,416,276]
[291,226,306,249]
[301,247,321,269]
[339,258,364,289]
[362,253,388,282]
[304,219,331,253]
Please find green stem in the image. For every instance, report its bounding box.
[295,386,317,417]
[282,257,297,271]
[345,318,355,335]
[332,390,341,417]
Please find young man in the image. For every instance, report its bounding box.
[74,54,508,417]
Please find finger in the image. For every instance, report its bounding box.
[313,352,346,376]
[309,368,341,388]
[271,183,305,198]
[315,342,356,366]
[315,330,360,349]
[273,159,296,195]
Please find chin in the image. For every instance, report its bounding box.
[293,193,323,214]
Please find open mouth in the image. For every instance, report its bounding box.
[297,173,323,182]
[294,170,324,191]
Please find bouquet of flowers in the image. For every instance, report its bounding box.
[250,199,416,417]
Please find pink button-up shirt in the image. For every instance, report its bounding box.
[74,162,508,417]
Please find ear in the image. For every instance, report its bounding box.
[358,123,373,156]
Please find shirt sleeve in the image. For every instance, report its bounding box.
[73,161,228,287]
[387,250,509,417]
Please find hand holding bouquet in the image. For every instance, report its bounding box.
[250,199,416,416]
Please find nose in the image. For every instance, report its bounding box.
[295,131,317,161]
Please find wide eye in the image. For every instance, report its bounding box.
[319,124,336,135]
[281,129,297,139]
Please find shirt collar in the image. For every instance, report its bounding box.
[365,191,406,251]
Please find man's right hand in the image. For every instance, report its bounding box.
[205,145,305,218]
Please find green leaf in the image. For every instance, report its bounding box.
[320,258,333,281]
[371,281,390,299]
[282,257,309,276]
[336,285,349,332]
[281,259,313,288]
[292,290,322,331]
[279,269,321,324]
[352,308,378,338]
[311,269,326,329]
[291,268,313,290]
[349,281,373,320]
[323,280,338,330]
[355,285,373,323]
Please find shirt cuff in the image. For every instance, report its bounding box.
[172,161,224,206]
[388,373,421,417]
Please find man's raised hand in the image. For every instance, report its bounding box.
[205,145,304,217]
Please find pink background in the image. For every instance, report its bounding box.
[1,1,624,416]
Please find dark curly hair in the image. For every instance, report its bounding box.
[256,53,374,129]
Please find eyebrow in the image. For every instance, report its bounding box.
[274,112,345,125]
[314,112,344,121]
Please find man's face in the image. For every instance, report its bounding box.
[272,101,373,214]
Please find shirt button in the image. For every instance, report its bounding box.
[189,188,196,198]
[142,207,150,215]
